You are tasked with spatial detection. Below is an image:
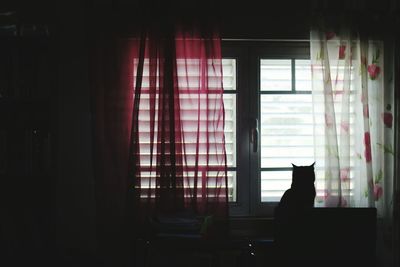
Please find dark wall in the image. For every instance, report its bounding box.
[55,0,96,257]
[0,0,97,263]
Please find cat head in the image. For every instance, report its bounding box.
[291,162,315,168]
[291,162,316,185]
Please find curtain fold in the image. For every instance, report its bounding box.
[90,21,227,262]
[310,28,394,217]
[130,25,228,220]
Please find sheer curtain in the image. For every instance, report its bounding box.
[129,25,228,219]
[310,29,394,216]
[90,19,227,267]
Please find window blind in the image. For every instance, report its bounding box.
[133,58,237,201]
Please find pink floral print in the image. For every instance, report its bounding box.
[364,132,372,162]
[340,168,350,182]
[382,112,393,128]
[340,121,349,132]
[363,105,369,118]
[325,113,334,127]
[361,92,366,103]
[367,64,380,80]
[325,31,335,40]
[339,45,346,59]
[373,184,383,201]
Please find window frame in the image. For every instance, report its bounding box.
[222,40,311,217]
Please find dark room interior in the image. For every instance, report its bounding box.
[1,0,399,267]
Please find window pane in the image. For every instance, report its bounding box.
[260,94,314,168]
[261,171,292,202]
[295,59,312,91]
[138,170,236,201]
[224,94,236,168]
[228,171,237,202]
[222,59,236,91]
[261,169,326,203]
[222,59,237,202]
[260,59,291,91]
[133,57,235,200]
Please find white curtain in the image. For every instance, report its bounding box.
[310,29,394,217]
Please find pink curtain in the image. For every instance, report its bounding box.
[129,25,228,219]
[90,20,227,264]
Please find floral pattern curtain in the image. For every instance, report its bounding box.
[310,29,394,216]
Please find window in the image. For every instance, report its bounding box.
[222,59,237,201]
[133,57,232,201]
[259,59,314,203]
[222,41,315,216]
[132,40,361,216]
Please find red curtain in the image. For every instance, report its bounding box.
[90,15,227,264]
[129,25,228,219]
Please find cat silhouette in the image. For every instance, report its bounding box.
[276,163,316,213]
[273,163,316,267]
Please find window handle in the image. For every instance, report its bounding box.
[251,118,259,153]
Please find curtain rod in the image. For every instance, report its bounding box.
[221,38,310,42]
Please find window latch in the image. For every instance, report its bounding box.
[250,118,259,153]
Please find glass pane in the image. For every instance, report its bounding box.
[261,171,292,202]
[261,170,327,203]
[260,59,292,91]
[228,171,237,202]
[222,59,236,91]
[295,59,312,91]
[138,170,236,202]
[260,94,314,168]
[223,94,236,167]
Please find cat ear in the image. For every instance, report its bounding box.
[291,163,297,167]
[311,162,315,167]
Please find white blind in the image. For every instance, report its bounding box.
[133,58,237,201]
[260,59,315,202]
[222,59,237,201]
[260,59,356,203]
[260,93,316,202]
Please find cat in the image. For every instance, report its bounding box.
[273,162,316,267]
[276,162,316,213]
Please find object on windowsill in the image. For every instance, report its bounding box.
[0,11,18,36]
[20,24,49,37]
[149,211,202,236]
[0,11,17,21]
[0,24,17,36]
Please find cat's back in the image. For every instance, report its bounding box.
[277,188,292,208]
[274,188,294,223]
